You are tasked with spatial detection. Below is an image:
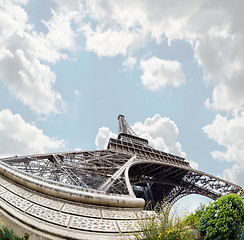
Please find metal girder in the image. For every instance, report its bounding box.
[2,150,131,192]
[99,155,136,191]
[51,154,82,186]
[2,149,241,208]
[128,159,241,207]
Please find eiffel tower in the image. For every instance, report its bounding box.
[107,115,241,206]
[0,115,241,239]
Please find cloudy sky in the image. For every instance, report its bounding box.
[0,0,244,208]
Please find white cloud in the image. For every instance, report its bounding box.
[0,37,64,117]
[82,0,201,56]
[195,33,244,111]
[189,160,199,170]
[84,0,199,44]
[202,112,244,185]
[95,127,117,149]
[223,163,244,186]
[95,114,185,158]
[203,114,244,163]
[0,0,80,117]
[81,0,244,111]
[0,48,13,60]
[122,56,137,71]
[82,24,146,57]
[73,147,82,151]
[42,8,77,51]
[0,109,66,158]
[0,0,30,38]
[132,114,185,157]
[52,0,82,12]
[3,0,240,115]
[74,90,81,96]
[140,57,185,91]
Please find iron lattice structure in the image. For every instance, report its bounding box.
[1,115,242,208]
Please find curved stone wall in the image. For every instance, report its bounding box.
[0,162,146,239]
[0,161,144,208]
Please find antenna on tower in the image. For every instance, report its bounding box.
[118,114,138,136]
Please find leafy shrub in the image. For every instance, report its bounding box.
[0,221,28,240]
[199,193,244,240]
[185,203,206,229]
[0,226,22,240]
[132,204,197,240]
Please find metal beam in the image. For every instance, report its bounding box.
[99,155,136,192]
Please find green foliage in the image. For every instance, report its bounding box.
[132,204,197,240]
[199,193,244,240]
[23,232,30,240]
[240,226,244,240]
[0,226,22,240]
[185,203,206,229]
[0,221,28,240]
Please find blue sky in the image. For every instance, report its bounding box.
[0,0,244,209]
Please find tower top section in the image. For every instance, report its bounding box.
[118,114,138,136]
[107,115,185,162]
[117,114,149,146]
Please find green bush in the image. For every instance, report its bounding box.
[132,204,197,240]
[0,221,29,240]
[199,193,244,240]
[0,226,22,240]
[185,203,206,229]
